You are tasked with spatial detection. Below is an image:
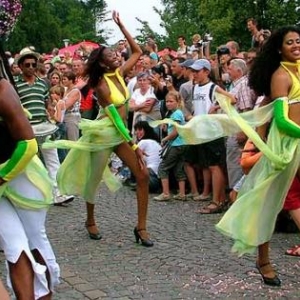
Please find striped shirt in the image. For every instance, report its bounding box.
[15,76,49,124]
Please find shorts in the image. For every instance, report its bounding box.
[283,177,300,211]
[184,138,226,168]
[158,146,187,180]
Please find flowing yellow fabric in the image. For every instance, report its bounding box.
[43,117,123,203]
[151,92,299,255]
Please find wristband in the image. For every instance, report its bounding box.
[131,144,139,151]
[104,104,131,142]
[274,97,300,138]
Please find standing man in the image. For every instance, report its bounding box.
[15,48,73,205]
[179,59,195,120]
[226,58,257,190]
[247,18,265,50]
[185,59,228,212]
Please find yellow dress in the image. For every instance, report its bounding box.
[43,68,130,202]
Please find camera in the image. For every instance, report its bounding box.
[165,75,173,83]
[203,33,213,45]
[217,46,230,56]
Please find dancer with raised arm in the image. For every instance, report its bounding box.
[44,11,153,247]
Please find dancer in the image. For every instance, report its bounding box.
[216,26,300,286]
[151,26,300,286]
[0,278,9,300]
[0,47,59,299]
[44,11,153,247]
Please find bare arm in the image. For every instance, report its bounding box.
[215,86,236,104]
[0,80,34,141]
[112,11,142,77]
[161,127,178,144]
[64,89,81,110]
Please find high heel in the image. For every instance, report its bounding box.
[133,227,154,247]
[256,262,281,287]
[85,222,102,240]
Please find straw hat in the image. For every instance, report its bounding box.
[17,47,39,66]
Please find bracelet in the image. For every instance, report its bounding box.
[131,144,139,151]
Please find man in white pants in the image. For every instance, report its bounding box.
[15,48,73,205]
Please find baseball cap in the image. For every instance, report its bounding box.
[180,59,195,68]
[189,59,211,71]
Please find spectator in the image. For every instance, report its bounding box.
[49,70,62,87]
[247,18,266,50]
[153,91,187,201]
[226,58,256,190]
[185,59,227,212]
[179,59,195,120]
[226,40,244,58]
[134,121,162,193]
[129,71,161,133]
[61,71,81,141]
[177,35,189,58]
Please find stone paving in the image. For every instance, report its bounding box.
[1,184,300,299]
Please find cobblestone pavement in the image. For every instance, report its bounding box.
[1,184,300,299]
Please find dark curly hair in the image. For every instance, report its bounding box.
[133,121,159,142]
[83,46,107,88]
[249,26,300,97]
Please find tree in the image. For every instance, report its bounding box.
[136,0,300,52]
[5,0,108,53]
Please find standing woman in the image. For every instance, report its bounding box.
[61,71,81,141]
[44,11,153,246]
[216,26,300,286]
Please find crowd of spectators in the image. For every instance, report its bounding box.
[3,17,273,215]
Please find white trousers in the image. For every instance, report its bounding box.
[40,148,60,196]
[0,174,60,299]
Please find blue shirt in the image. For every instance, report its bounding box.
[168,109,185,146]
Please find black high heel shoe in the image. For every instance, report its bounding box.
[256,262,281,287]
[133,227,154,247]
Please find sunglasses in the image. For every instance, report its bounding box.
[24,62,37,68]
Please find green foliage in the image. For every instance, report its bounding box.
[136,0,300,52]
[5,0,108,53]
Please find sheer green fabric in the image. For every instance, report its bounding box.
[151,93,299,255]
[43,118,123,203]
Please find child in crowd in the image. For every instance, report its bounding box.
[153,91,187,201]
[48,85,67,162]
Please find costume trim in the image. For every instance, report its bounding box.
[104,104,131,142]
[274,97,300,138]
[0,138,37,181]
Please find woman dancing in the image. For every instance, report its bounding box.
[44,11,153,247]
[217,26,300,286]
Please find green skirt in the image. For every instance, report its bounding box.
[43,118,124,203]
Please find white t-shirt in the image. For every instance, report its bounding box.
[192,81,217,116]
[131,86,157,105]
[137,139,161,175]
[127,76,137,96]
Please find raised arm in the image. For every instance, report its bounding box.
[112,11,142,77]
